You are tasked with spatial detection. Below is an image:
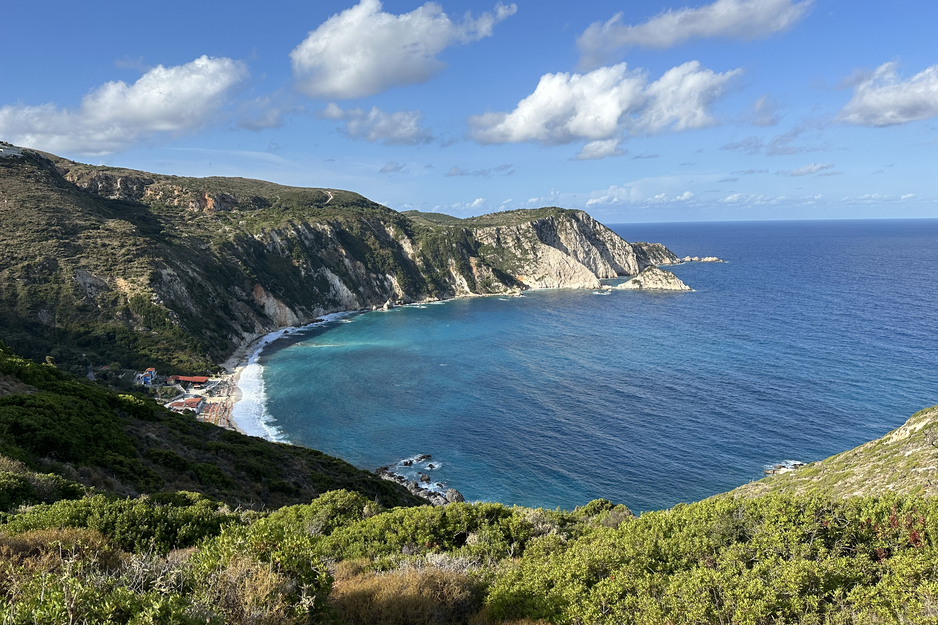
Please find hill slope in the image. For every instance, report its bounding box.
[0,342,422,511]
[730,404,938,499]
[0,144,676,373]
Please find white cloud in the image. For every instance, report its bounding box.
[575,139,625,160]
[0,56,247,155]
[291,0,516,100]
[434,197,489,212]
[585,181,696,207]
[577,0,813,68]
[838,62,938,126]
[320,104,433,144]
[468,61,739,158]
[779,162,834,176]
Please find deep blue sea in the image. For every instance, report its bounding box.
[233,219,938,512]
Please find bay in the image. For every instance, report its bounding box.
[242,219,938,512]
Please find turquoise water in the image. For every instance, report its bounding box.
[239,219,938,512]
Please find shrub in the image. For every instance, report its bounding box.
[331,564,485,625]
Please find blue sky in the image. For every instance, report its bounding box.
[3,0,937,222]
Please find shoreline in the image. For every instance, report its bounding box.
[224,311,360,437]
[219,281,651,438]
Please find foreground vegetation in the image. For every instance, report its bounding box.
[0,342,421,511]
[0,339,937,622]
[3,487,938,623]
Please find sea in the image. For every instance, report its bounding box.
[232,219,938,512]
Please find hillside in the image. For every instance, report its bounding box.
[0,143,676,375]
[729,404,938,500]
[2,355,938,623]
[0,342,422,512]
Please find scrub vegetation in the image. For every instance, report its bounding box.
[2,341,938,622]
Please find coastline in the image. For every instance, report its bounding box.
[219,279,665,440]
[224,311,357,438]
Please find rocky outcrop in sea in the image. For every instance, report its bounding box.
[376,454,465,506]
[616,266,692,291]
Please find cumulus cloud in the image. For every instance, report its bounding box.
[468,61,740,159]
[0,56,247,155]
[320,104,433,144]
[445,163,514,177]
[731,168,769,175]
[778,162,834,176]
[291,0,516,99]
[838,62,938,126]
[577,0,813,68]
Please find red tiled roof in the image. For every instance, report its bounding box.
[168,375,209,384]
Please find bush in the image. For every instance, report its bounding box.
[331,563,485,625]
[0,493,239,554]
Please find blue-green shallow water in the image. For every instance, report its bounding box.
[242,219,938,512]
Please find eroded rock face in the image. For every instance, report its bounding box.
[681,255,724,263]
[473,211,679,290]
[65,172,154,201]
[616,266,691,291]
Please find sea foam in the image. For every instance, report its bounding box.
[231,313,351,441]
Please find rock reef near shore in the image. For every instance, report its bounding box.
[616,266,692,291]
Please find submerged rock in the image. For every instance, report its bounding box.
[616,266,691,291]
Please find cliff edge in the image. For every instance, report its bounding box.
[0,145,678,372]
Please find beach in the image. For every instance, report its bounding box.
[224,312,354,439]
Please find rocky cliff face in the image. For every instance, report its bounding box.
[471,210,678,290]
[0,147,682,371]
[615,266,691,291]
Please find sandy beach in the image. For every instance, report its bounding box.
[222,312,357,437]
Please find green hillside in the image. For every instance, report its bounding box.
[729,404,938,500]
[0,343,421,512]
[1,340,938,623]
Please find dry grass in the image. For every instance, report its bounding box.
[0,528,121,573]
[331,560,485,625]
[196,555,313,625]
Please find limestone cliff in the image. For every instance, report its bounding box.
[0,146,681,372]
[469,210,678,290]
[615,266,691,291]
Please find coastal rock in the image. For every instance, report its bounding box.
[445,489,465,503]
[681,255,724,263]
[418,472,431,483]
[472,211,679,291]
[616,266,691,291]
[1,147,684,371]
[415,454,432,462]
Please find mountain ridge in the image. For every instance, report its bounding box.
[0,143,676,374]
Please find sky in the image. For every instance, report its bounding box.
[2,0,937,222]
